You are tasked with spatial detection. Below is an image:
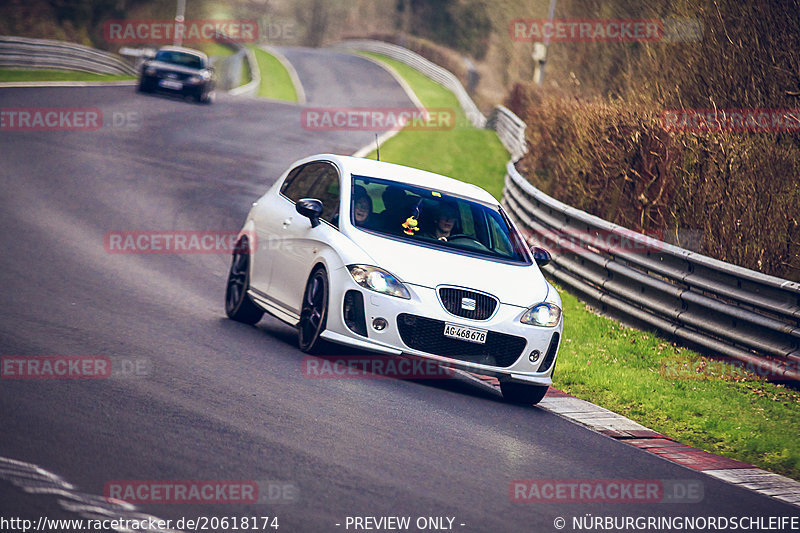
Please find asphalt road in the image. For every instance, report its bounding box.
[0,48,797,532]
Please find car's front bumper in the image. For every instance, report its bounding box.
[141,75,212,97]
[320,267,562,386]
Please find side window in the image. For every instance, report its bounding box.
[279,162,340,224]
[281,163,322,202]
[306,166,340,223]
[486,212,513,255]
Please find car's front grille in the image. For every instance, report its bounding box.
[396,314,526,368]
[158,70,191,81]
[438,287,498,320]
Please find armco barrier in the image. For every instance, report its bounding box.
[486,105,528,161]
[218,41,260,97]
[336,38,800,380]
[1,35,259,97]
[0,36,136,75]
[503,161,800,381]
[227,45,260,97]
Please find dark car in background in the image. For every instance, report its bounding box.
[138,46,215,104]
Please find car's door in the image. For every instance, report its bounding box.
[249,166,300,294]
[265,161,341,314]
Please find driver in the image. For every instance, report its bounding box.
[423,202,459,241]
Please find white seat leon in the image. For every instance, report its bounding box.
[225,154,562,404]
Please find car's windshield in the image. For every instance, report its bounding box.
[351,175,530,263]
[154,50,205,69]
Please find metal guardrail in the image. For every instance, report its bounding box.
[0,35,259,96]
[215,42,260,97]
[487,105,528,161]
[331,40,486,128]
[0,36,136,75]
[335,38,800,380]
[503,162,800,380]
[228,45,260,97]
[213,47,245,92]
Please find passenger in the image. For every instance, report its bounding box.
[376,185,413,234]
[423,202,459,241]
[352,186,374,228]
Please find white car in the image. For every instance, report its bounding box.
[225,154,562,404]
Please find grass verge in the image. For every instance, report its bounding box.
[360,52,507,200]
[249,46,298,102]
[0,69,135,82]
[361,52,800,481]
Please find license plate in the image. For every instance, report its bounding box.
[159,79,183,90]
[443,323,487,344]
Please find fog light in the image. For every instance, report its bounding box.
[372,318,388,331]
[529,350,541,363]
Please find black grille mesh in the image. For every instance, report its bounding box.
[343,290,367,337]
[438,287,498,320]
[538,332,560,372]
[396,314,526,368]
[158,70,191,81]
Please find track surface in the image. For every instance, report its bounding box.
[0,48,797,531]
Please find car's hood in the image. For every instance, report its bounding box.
[349,230,548,307]
[145,60,205,75]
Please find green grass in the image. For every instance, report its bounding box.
[249,46,298,102]
[361,52,800,481]
[0,69,135,82]
[360,52,508,200]
[556,288,800,479]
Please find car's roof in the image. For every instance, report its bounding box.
[156,46,208,60]
[316,154,499,205]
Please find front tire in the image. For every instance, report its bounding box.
[225,237,264,325]
[298,267,329,354]
[199,89,215,105]
[500,382,548,405]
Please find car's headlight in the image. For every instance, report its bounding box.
[520,302,562,327]
[145,66,157,76]
[189,72,210,83]
[347,265,410,299]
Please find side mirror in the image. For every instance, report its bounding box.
[296,198,323,228]
[531,246,551,267]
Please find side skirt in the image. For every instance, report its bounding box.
[248,289,300,327]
